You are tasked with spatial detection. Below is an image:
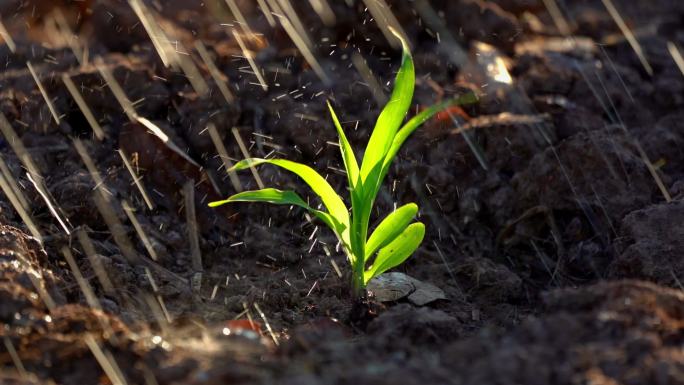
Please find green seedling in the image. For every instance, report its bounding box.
[210,31,476,297]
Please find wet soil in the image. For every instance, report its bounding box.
[1,0,683,384]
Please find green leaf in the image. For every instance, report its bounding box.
[229,158,348,225]
[326,101,367,269]
[359,29,414,186]
[365,203,418,259]
[326,101,360,190]
[364,222,425,284]
[229,158,350,246]
[209,188,346,248]
[377,93,479,188]
[209,188,310,208]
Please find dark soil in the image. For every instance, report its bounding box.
[1,0,683,384]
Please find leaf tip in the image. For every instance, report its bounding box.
[387,26,411,58]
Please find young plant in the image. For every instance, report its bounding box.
[210,31,474,297]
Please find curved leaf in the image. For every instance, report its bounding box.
[377,93,479,190]
[230,159,347,222]
[364,222,425,284]
[209,188,346,248]
[229,158,350,247]
[209,188,310,208]
[325,101,368,268]
[359,29,414,185]
[326,101,360,190]
[365,203,418,259]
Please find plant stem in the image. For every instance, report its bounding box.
[352,261,365,298]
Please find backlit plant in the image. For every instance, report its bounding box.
[210,31,475,297]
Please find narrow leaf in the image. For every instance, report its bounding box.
[364,222,425,285]
[229,158,350,250]
[209,188,344,247]
[365,203,418,258]
[230,158,349,228]
[359,29,414,184]
[209,188,310,208]
[327,101,360,190]
[377,93,479,190]
[328,101,367,265]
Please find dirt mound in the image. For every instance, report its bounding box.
[610,201,684,286]
[444,280,684,385]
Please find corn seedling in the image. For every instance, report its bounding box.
[210,31,476,297]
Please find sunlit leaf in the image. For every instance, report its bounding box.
[327,101,365,261]
[327,101,360,190]
[385,94,478,170]
[365,203,418,259]
[359,29,414,186]
[230,159,347,222]
[208,188,343,236]
[372,94,478,195]
[209,188,309,208]
[364,222,425,285]
[230,158,350,246]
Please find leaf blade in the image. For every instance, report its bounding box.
[365,203,418,259]
[208,188,344,248]
[326,101,368,270]
[231,158,347,219]
[364,222,425,284]
[327,101,360,190]
[377,93,479,191]
[359,29,414,185]
[209,188,309,208]
[229,158,350,248]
